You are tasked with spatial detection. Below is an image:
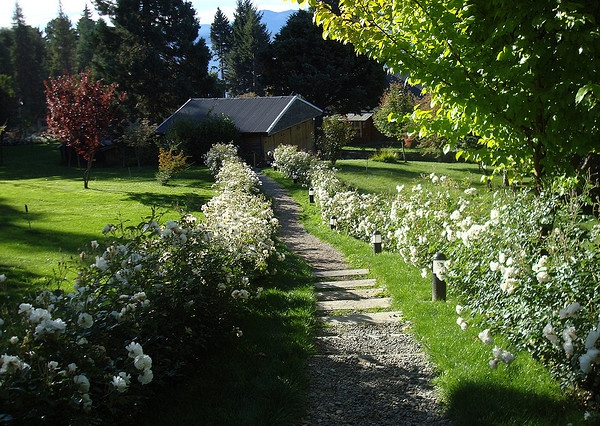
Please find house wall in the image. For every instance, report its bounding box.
[263,120,315,155]
[349,117,392,145]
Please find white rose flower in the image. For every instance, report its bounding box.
[112,374,130,393]
[138,368,154,385]
[500,350,514,364]
[133,354,152,371]
[126,342,144,358]
[478,329,494,346]
[77,313,94,329]
[73,374,90,393]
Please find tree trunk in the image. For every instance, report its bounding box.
[532,140,545,191]
[401,139,407,163]
[83,153,95,189]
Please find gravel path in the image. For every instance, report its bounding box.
[259,174,450,426]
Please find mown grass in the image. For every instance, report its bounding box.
[334,158,495,194]
[0,143,213,297]
[264,167,587,426]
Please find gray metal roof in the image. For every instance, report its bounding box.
[346,112,373,122]
[155,95,323,135]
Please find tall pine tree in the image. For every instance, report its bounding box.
[210,8,232,81]
[0,28,16,126]
[11,3,47,128]
[45,1,77,77]
[263,9,387,114]
[93,0,217,120]
[226,0,270,96]
[76,4,96,71]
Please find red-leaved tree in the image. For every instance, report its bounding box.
[44,71,125,188]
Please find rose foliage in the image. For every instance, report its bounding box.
[0,145,279,424]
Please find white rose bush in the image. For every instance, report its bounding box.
[0,145,281,424]
[274,145,600,414]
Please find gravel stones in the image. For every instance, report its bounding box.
[302,323,451,426]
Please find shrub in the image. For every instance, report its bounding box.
[370,148,399,163]
[317,114,354,165]
[156,147,189,185]
[272,145,318,185]
[166,116,239,163]
[203,142,239,176]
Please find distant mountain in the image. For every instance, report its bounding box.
[198,9,297,45]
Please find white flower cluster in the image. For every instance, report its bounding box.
[272,144,318,185]
[532,255,551,285]
[490,252,518,295]
[203,142,239,175]
[489,346,515,369]
[18,303,66,340]
[0,353,29,375]
[126,342,153,385]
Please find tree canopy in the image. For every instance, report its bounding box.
[44,71,124,188]
[225,0,271,96]
[373,82,416,161]
[210,8,233,81]
[263,9,387,114]
[45,3,77,77]
[92,0,217,120]
[301,0,600,185]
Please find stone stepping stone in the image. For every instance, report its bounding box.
[316,288,384,301]
[318,311,403,325]
[317,297,392,312]
[312,268,369,278]
[314,278,376,290]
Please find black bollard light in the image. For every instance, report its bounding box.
[308,187,315,203]
[292,173,298,184]
[329,216,337,230]
[432,252,447,301]
[371,230,382,254]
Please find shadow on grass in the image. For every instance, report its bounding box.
[338,162,424,181]
[446,381,581,426]
[140,244,316,426]
[123,191,211,212]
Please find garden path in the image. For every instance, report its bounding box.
[258,174,451,425]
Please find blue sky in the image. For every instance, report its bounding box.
[0,0,302,31]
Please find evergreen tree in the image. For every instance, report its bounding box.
[45,1,77,77]
[11,3,47,128]
[0,28,16,126]
[93,0,217,120]
[226,0,270,96]
[76,4,96,71]
[210,8,232,81]
[263,10,387,114]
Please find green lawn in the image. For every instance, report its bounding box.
[0,143,213,296]
[335,158,495,194]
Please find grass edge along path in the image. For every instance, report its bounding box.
[264,168,587,426]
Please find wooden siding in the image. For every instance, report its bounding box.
[263,120,316,155]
